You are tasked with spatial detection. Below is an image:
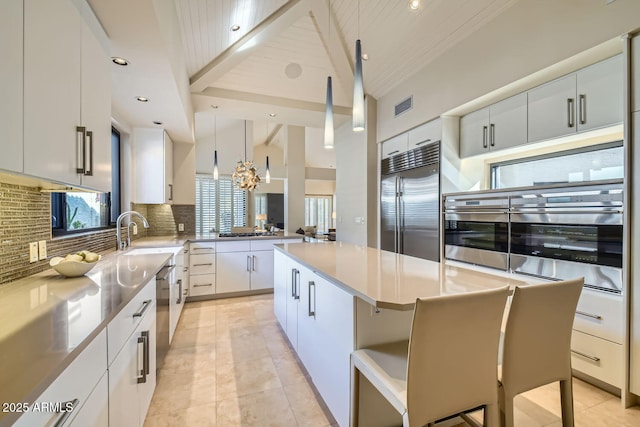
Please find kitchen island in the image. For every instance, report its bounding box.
[274,241,533,427]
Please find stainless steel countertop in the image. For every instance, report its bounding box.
[0,251,171,426]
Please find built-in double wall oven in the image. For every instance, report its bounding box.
[444,181,624,293]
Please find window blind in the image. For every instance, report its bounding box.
[196,174,247,233]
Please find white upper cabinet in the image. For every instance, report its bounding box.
[460,93,527,158]
[23,0,82,185]
[381,133,409,159]
[408,119,442,149]
[0,0,23,173]
[576,54,623,133]
[133,129,174,204]
[23,0,111,191]
[633,35,640,113]
[528,54,622,143]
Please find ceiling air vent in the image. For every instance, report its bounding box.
[394,96,413,117]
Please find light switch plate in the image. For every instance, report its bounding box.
[29,242,38,263]
[38,240,47,260]
[132,223,138,235]
[178,223,185,232]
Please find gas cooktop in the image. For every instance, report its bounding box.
[218,232,277,238]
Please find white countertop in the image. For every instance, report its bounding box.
[276,241,535,310]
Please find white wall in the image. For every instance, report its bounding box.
[173,141,195,204]
[195,114,253,175]
[377,0,640,142]
[306,179,335,195]
[336,97,378,247]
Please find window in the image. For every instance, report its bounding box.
[254,193,267,228]
[490,141,623,189]
[196,174,247,233]
[305,195,332,233]
[51,127,122,236]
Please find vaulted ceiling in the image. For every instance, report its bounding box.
[90,0,520,147]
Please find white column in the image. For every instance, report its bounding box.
[284,125,305,233]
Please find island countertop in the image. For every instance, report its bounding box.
[275,241,532,310]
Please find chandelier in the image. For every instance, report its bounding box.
[232,120,261,191]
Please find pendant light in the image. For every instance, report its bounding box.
[352,0,365,132]
[324,0,334,149]
[265,119,271,183]
[213,113,219,180]
[232,120,261,191]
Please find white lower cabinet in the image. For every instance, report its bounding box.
[189,242,216,297]
[108,280,157,427]
[13,329,108,427]
[273,249,288,329]
[216,251,252,293]
[275,251,354,427]
[69,372,109,427]
[571,330,622,388]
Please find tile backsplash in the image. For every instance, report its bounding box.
[0,181,195,285]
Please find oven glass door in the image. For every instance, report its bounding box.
[510,222,622,268]
[444,219,509,253]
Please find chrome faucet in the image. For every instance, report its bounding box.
[116,211,150,250]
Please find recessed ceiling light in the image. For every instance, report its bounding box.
[362,53,369,61]
[111,57,129,66]
[269,113,277,117]
[152,121,163,125]
[408,0,421,10]
[136,96,149,102]
[231,24,240,31]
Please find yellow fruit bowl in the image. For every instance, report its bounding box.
[50,255,101,277]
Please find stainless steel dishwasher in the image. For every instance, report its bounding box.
[155,261,175,370]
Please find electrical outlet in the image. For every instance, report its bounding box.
[38,240,47,260]
[178,223,184,232]
[29,242,38,263]
[132,223,138,235]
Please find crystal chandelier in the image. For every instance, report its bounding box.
[232,120,261,191]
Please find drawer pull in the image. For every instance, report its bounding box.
[133,299,152,318]
[576,310,603,320]
[387,150,400,155]
[193,247,214,250]
[571,349,600,363]
[415,139,431,146]
[53,398,80,427]
[193,263,213,267]
[194,283,213,287]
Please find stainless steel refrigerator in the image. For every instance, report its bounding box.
[380,142,440,262]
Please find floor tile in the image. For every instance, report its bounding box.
[216,388,298,427]
[216,356,282,398]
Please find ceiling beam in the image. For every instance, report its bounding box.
[190,0,310,92]
[308,0,355,100]
[265,124,283,146]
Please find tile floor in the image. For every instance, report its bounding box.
[144,294,640,427]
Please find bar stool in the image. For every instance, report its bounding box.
[498,278,584,427]
[350,286,510,427]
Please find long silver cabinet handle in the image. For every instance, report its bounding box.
[133,299,152,318]
[193,263,213,267]
[490,123,495,147]
[247,256,251,272]
[567,98,575,128]
[168,183,173,201]
[308,281,316,317]
[53,398,80,427]
[84,130,93,176]
[388,150,400,156]
[295,270,301,300]
[193,283,213,287]
[576,310,603,320]
[291,269,297,297]
[571,349,600,363]
[192,247,215,250]
[177,279,183,304]
[579,94,586,125]
[76,126,86,174]
[252,255,256,271]
[415,138,431,146]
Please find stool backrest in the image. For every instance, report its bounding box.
[501,278,584,396]
[406,286,510,426]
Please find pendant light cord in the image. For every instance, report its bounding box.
[244,120,247,161]
[357,0,360,39]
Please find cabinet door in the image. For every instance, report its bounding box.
[133,128,167,204]
[312,275,354,427]
[24,0,82,185]
[273,250,287,330]
[250,250,274,290]
[528,74,576,143]
[216,251,251,293]
[137,307,157,424]
[381,133,409,159]
[0,0,23,173]
[633,36,640,113]
[408,119,441,149]
[108,332,141,427]
[69,372,109,427]
[459,107,490,158]
[285,263,299,349]
[296,267,317,377]
[576,55,623,133]
[490,92,528,151]
[164,132,174,204]
[79,17,111,192]
[189,273,216,296]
